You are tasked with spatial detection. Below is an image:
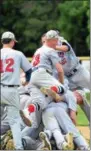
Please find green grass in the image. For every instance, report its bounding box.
[77,92,90,126]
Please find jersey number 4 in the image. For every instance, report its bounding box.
[0,58,14,73]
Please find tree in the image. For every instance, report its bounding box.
[57,0,90,56]
[0,0,90,56]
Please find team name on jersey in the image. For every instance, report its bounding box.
[58,52,67,65]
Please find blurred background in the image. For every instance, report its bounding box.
[0,0,90,57]
[0,0,90,140]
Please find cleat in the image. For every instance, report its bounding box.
[65,132,74,150]
[1,130,12,150]
[5,139,15,150]
[40,87,63,102]
[39,132,52,150]
[20,110,32,127]
[62,141,70,150]
[41,147,49,150]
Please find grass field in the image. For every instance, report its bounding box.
[77,92,90,126]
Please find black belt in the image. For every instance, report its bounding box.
[20,93,30,96]
[32,67,52,75]
[1,84,20,87]
[66,68,78,78]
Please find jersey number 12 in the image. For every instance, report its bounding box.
[0,58,14,73]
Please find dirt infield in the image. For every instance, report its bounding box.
[77,126,90,140]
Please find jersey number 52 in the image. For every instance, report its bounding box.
[0,58,14,73]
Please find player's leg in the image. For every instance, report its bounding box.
[31,68,66,101]
[69,65,90,90]
[1,87,24,149]
[67,80,90,123]
[63,90,77,125]
[21,121,43,139]
[42,107,73,150]
[21,85,54,124]
[22,136,42,150]
[20,94,31,110]
[55,107,89,150]
[1,105,10,135]
[6,105,23,149]
[21,121,45,150]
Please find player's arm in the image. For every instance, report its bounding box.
[55,41,70,52]
[55,38,70,52]
[55,43,69,52]
[23,68,32,85]
[49,50,64,84]
[20,52,32,85]
[55,62,64,84]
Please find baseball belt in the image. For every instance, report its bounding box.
[0,83,19,87]
[32,66,52,75]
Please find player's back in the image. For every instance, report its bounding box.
[31,45,59,73]
[1,48,24,85]
[57,40,79,73]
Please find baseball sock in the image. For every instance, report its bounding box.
[28,103,40,113]
[51,86,64,94]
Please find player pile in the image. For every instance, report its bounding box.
[0,30,90,150]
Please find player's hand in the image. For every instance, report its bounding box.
[20,77,28,86]
[59,36,67,43]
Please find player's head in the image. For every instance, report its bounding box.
[1,31,18,48]
[45,30,59,49]
[41,33,46,45]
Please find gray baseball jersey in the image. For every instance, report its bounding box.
[1,48,31,85]
[31,45,61,73]
[57,39,79,75]
[55,38,90,90]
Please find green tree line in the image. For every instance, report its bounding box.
[0,0,90,57]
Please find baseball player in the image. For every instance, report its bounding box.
[41,33,90,123]
[19,84,75,150]
[0,31,32,150]
[56,35,90,90]
[1,83,89,150]
[42,33,90,90]
[42,101,89,150]
[31,30,66,102]
[1,84,51,150]
[21,84,77,150]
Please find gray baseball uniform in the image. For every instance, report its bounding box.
[26,84,52,110]
[57,38,90,90]
[1,86,43,150]
[1,47,31,149]
[1,105,10,135]
[53,40,90,121]
[31,45,65,94]
[42,102,89,150]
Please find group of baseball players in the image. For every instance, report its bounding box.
[0,30,90,150]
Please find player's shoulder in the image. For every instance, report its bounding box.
[43,45,55,52]
[13,49,25,57]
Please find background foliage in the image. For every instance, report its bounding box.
[0,0,90,57]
